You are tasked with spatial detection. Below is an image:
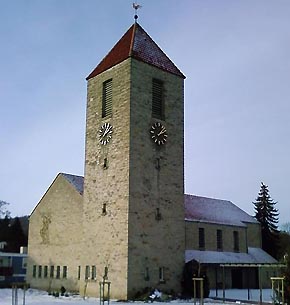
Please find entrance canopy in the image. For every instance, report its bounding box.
[185,247,278,265]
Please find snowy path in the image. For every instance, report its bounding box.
[0,289,273,305]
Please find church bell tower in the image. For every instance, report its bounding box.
[82,22,186,299]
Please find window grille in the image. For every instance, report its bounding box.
[50,265,54,278]
[56,266,61,279]
[38,265,42,278]
[32,265,37,278]
[91,265,96,280]
[152,79,164,119]
[63,266,67,279]
[85,265,90,280]
[44,266,48,278]
[102,79,113,118]
[199,228,205,249]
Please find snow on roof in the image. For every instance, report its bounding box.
[184,194,257,227]
[185,247,278,264]
[61,173,84,195]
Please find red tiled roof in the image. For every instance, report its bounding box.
[86,23,185,80]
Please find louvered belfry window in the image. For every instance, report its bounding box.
[102,79,113,118]
[152,79,164,119]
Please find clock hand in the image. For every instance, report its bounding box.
[103,126,110,136]
[157,128,166,136]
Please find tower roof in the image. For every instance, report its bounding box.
[86,23,185,80]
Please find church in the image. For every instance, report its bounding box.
[27,21,278,300]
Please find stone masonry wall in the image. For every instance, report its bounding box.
[82,59,131,299]
[27,174,83,292]
[246,222,262,248]
[185,221,247,253]
[127,59,185,298]
[82,57,185,299]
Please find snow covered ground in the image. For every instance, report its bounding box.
[0,288,274,305]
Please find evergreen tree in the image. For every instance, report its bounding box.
[253,182,279,258]
[0,215,10,250]
[7,217,27,252]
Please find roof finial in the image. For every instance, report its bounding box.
[132,2,142,22]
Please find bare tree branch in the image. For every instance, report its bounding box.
[0,200,11,218]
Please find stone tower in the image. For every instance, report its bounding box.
[82,22,185,299]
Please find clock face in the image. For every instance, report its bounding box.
[99,122,113,145]
[150,122,167,145]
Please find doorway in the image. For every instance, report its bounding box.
[231,269,243,288]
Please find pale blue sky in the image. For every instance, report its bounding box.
[1,1,289,224]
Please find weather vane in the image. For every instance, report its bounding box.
[132,2,142,22]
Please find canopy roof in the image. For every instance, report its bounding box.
[185,247,278,265]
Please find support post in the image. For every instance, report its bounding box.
[99,280,111,305]
[271,277,285,305]
[23,284,26,305]
[222,266,225,302]
[215,267,218,297]
[258,266,262,305]
[247,268,250,301]
[192,278,204,305]
[201,279,204,305]
[12,285,14,305]
[282,277,284,305]
[193,279,196,305]
[12,284,18,305]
